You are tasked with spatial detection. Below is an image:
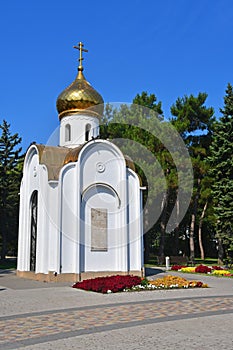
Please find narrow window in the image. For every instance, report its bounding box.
[65,124,71,142]
[85,124,91,141]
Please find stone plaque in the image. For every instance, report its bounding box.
[91,208,108,251]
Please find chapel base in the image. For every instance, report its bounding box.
[16,269,144,283]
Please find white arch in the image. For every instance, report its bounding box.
[82,183,121,208]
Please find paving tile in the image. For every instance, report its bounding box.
[1,295,233,348]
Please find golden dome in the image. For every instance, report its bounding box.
[56,42,104,120]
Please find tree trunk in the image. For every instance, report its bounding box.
[0,203,7,261]
[198,201,208,260]
[218,239,224,265]
[143,208,150,263]
[189,213,195,260]
[159,190,169,259]
[143,234,150,263]
[159,221,166,259]
[173,195,180,255]
[1,231,7,260]
[173,228,179,256]
[189,178,201,261]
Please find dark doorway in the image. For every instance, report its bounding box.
[30,191,38,272]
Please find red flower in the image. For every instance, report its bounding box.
[195,265,211,274]
[73,275,142,293]
[212,265,224,270]
[171,265,185,271]
[196,281,203,287]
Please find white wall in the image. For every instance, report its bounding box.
[78,140,128,272]
[47,181,59,273]
[17,146,55,274]
[60,163,79,273]
[60,114,99,147]
[18,141,143,276]
[17,146,40,271]
[127,169,143,271]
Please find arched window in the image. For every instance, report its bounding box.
[65,124,71,142]
[85,124,91,141]
[30,190,38,272]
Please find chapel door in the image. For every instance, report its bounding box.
[30,191,38,272]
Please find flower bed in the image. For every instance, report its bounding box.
[180,266,196,273]
[195,264,212,273]
[171,265,186,271]
[72,275,142,293]
[212,265,224,270]
[72,274,207,293]
[148,275,207,289]
[173,264,233,277]
[212,269,231,276]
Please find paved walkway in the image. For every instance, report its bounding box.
[0,268,233,349]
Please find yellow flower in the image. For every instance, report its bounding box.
[180,267,196,273]
[148,275,206,288]
[212,270,231,276]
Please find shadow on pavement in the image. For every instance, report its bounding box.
[0,271,71,290]
[145,267,165,277]
[0,269,16,275]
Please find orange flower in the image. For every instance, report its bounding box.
[149,275,207,288]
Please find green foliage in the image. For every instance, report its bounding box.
[170,92,215,259]
[101,92,194,260]
[133,91,163,118]
[0,257,17,270]
[170,92,215,140]
[208,83,233,255]
[101,93,165,189]
[100,93,177,232]
[0,120,23,260]
[140,277,150,287]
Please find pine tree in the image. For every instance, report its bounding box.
[101,92,194,261]
[133,91,163,118]
[170,93,215,261]
[0,120,23,260]
[208,83,233,263]
[101,92,168,261]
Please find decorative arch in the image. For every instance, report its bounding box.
[80,182,121,272]
[30,190,38,272]
[82,183,121,209]
[23,145,39,172]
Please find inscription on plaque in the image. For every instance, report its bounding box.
[91,208,108,251]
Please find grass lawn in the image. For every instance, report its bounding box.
[194,258,218,265]
[0,258,17,270]
[145,257,224,268]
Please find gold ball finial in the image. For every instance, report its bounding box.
[73,42,88,71]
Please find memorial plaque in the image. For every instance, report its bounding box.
[91,208,108,251]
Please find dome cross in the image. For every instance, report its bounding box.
[73,42,88,71]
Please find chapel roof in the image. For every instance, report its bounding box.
[34,143,136,181]
[63,145,136,172]
[35,144,70,181]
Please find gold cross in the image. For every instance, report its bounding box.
[73,42,88,71]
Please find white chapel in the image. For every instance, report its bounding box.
[17,42,144,282]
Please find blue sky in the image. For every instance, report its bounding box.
[1,0,233,151]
